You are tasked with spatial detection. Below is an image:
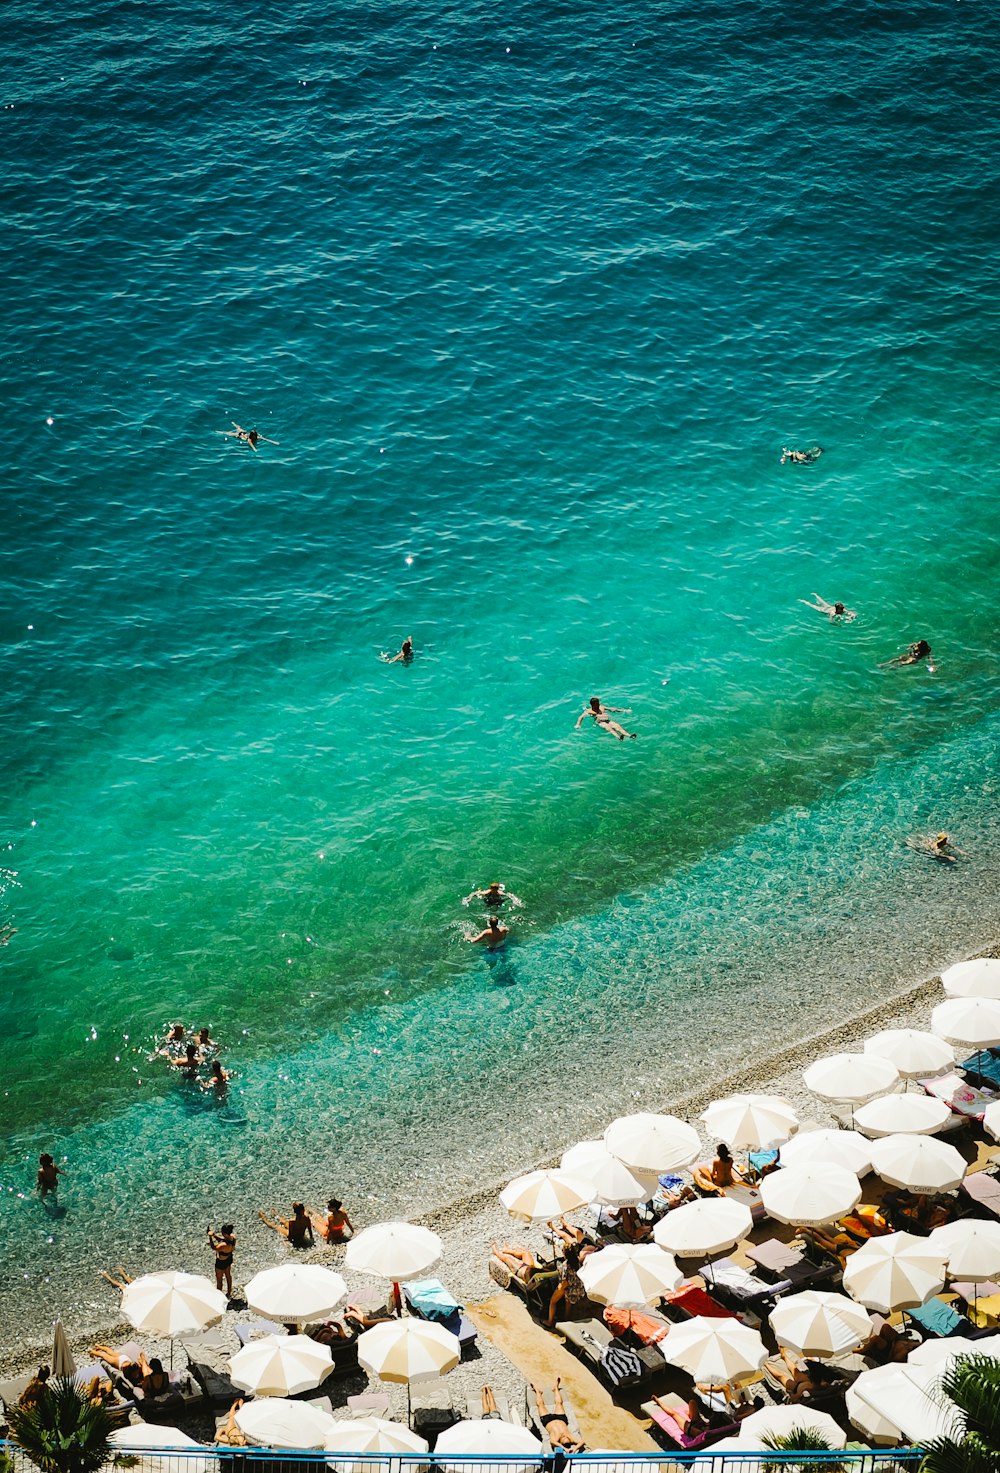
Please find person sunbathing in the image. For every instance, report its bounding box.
[546,1217,599,1256]
[481,1384,502,1420]
[89,1344,153,1385]
[259,1203,314,1246]
[309,1304,394,1343]
[216,1398,250,1446]
[136,1357,171,1398]
[314,1197,354,1243]
[532,1378,585,1452]
[863,1319,919,1365]
[770,1347,840,1404]
[651,1393,711,1438]
[18,1367,51,1408]
[98,1267,135,1291]
[692,1144,744,1196]
[605,1204,653,1242]
[491,1241,549,1281]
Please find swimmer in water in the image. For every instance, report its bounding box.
[907,831,967,864]
[883,639,932,668]
[37,1154,63,1198]
[151,1022,187,1060]
[216,422,278,452]
[465,915,509,947]
[200,1060,231,1097]
[383,636,413,664]
[801,594,857,622]
[781,446,822,465]
[463,881,523,909]
[576,697,636,741]
[194,1026,219,1056]
[0,922,16,945]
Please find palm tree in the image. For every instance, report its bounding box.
[760,1427,845,1473]
[920,1353,1000,1472]
[6,1378,115,1473]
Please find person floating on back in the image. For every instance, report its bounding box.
[801,593,856,622]
[781,446,822,465]
[217,421,278,452]
[576,696,636,741]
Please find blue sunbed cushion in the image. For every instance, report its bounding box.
[907,1298,966,1337]
[404,1277,462,1321]
[962,1051,1000,1087]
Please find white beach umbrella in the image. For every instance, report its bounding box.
[910,1333,1000,1370]
[578,1244,682,1307]
[842,1231,946,1313]
[345,1222,443,1281]
[984,1101,1000,1144]
[435,1418,543,1473]
[848,1362,962,1445]
[357,1317,460,1385]
[230,1333,333,1396]
[768,1290,873,1357]
[244,1264,348,1325]
[603,1112,701,1174]
[325,1416,429,1472]
[778,1127,872,1176]
[653,1197,753,1258]
[868,1133,966,1195]
[853,1093,952,1138]
[759,1164,862,1226]
[499,1169,593,1224]
[931,1220,1000,1283]
[700,1094,799,1151]
[121,1270,227,1338]
[845,1377,905,1447]
[802,1052,899,1104]
[659,1315,766,1388]
[725,1403,847,1451]
[932,997,1000,1050]
[109,1425,214,1473]
[941,958,1000,1000]
[561,1141,657,1207]
[236,1397,336,1450]
[864,1028,954,1079]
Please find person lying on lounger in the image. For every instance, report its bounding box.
[603,1204,653,1242]
[532,1378,585,1452]
[546,1217,600,1256]
[259,1202,315,1246]
[692,1144,745,1196]
[308,1304,395,1343]
[491,1241,550,1281]
[89,1344,152,1385]
[863,1319,919,1365]
[769,1347,841,1404]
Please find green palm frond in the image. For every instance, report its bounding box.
[759,1427,845,1472]
[6,1378,115,1473]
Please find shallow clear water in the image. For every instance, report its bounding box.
[2,0,999,1350]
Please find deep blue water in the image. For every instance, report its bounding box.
[2,0,999,1351]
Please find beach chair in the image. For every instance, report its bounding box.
[700,1256,794,1314]
[961,1169,1000,1220]
[234,1318,284,1346]
[641,1393,738,1452]
[403,1277,478,1355]
[903,1296,982,1340]
[746,1237,840,1289]
[920,1071,999,1122]
[559,1318,664,1391]
[961,1050,1000,1090]
[410,1384,459,1441]
[529,1385,583,1451]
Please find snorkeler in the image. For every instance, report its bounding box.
[801,594,856,621]
[216,422,279,452]
[575,696,636,741]
[464,881,523,908]
[883,639,933,668]
[465,915,509,947]
[781,446,822,465]
[382,637,413,664]
[907,832,967,864]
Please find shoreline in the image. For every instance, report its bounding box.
[4,944,992,1377]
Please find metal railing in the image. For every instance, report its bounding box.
[0,1443,927,1473]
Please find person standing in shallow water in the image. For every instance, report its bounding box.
[575,696,636,741]
[37,1154,62,1198]
[465,915,508,947]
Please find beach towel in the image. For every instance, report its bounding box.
[599,1342,642,1387]
[603,1306,670,1343]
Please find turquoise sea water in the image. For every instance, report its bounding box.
[2,0,1000,1348]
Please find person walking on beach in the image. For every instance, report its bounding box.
[464,880,522,909]
[801,593,856,621]
[575,696,636,741]
[465,915,508,947]
[207,1223,236,1296]
[36,1154,62,1199]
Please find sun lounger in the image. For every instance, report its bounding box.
[403,1277,478,1354]
[529,1386,582,1451]
[641,1395,738,1452]
[700,1256,794,1313]
[952,1281,1000,1328]
[347,1393,391,1418]
[746,1237,840,1288]
[960,1050,1000,1089]
[903,1297,988,1340]
[962,1170,1000,1220]
[920,1071,999,1121]
[410,1386,459,1440]
[661,1284,736,1321]
[559,1318,664,1390]
[465,1388,525,1425]
[234,1318,284,1346]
